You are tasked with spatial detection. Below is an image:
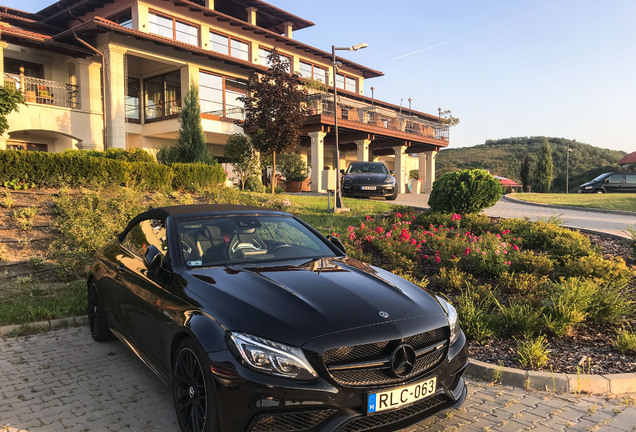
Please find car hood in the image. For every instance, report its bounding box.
[183,257,446,348]
[344,173,393,185]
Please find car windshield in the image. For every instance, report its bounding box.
[178,215,337,267]
[589,173,611,183]
[347,163,388,174]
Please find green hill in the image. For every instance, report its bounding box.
[437,137,628,192]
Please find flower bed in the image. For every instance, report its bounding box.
[338,209,636,373]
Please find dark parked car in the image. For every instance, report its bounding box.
[341,161,398,200]
[88,204,468,432]
[579,172,636,193]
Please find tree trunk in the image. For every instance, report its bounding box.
[271,151,277,194]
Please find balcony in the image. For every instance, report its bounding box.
[307,92,449,141]
[3,74,79,109]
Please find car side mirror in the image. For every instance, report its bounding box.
[340,169,345,174]
[390,170,395,176]
[144,245,163,271]
[327,235,346,254]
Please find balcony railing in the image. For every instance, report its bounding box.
[4,74,79,109]
[307,92,449,141]
[203,107,245,121]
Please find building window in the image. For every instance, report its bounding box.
[210,31,249,61]
[258,48,291,72]
[144,71,181,121]
[4,58,44,78]
[110,9,132,28]
[336,73,357,92]
[299,61,327,83]
[199,71,247,118]
[148,11,199,46]
[126,77,140,122]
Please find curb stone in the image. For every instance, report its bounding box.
[465,358,636,395]
[1,316,634,395]
[502,194,636,217]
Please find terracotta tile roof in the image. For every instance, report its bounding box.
[618,151,636,165]
[0,24,51,41]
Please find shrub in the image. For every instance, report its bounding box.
[455,284,496,343]
[496,300,543,338]
[50,188,146,279]
[277,153,308,182]
[516,335,550,369]
[127,162,173,191]
[434,267,474,292]
[171,162,226,192]
[587,284,634,325]
[543,277,597,337]
[496,272,548,296]
[0,190,15,208]
[614,328,636,354]
[244,176,265,192]
[0,243,7,262]
[508,250,555,276]
[64,148,155,163]
[428,169,502,214]
[557,255,634,289]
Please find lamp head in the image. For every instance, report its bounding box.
[350,43,368,51]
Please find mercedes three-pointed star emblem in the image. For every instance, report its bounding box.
[390,344,417,378]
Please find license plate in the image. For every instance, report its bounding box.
[361,186,376,190]
[367,377,436,414]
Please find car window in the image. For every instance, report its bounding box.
[607,174,623,184]
[122,219,167,258]
[178,215,336,267]
[625,174,636,184]
[347,163,387,174]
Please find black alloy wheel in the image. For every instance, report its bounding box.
[386,187,398,201]
[173,339,219,432]
[87,281,113,342]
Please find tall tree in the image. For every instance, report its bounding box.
[520,154,531,192]
[240,49,307,193]
[224,134,260,190]
[0,86,24,136]
[533,139,554,193]
[158,85,214,164]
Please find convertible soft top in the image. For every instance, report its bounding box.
[118,204,289,242]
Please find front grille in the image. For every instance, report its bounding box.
[339,394,448,432]
[323,328,448,387]
[248,409,337,432]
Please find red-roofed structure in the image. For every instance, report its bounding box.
[618,151,636,167]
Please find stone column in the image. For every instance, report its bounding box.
[418,152,427,194]
[134,3,149,33]
[393,145,406,194]
[205,0,215,9]
[104,45,127,149]
[355,138,371,162]
[181,64,199,99]
[424,150,437,193]
[0,41,6,79]
[309,131,326,192]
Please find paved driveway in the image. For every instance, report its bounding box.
[393,194,635,238]
[1,326,634,432]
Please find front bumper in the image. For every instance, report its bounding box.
[342,184,395,198]
[209,332,468,432]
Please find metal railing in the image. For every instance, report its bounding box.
[307,92,449,141]
[3,74,79,109]
[203,107,245,121]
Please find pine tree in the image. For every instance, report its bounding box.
[533,139,554,193]
[520,154,530,192]
[158,85,213,164]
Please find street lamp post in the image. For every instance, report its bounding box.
[332,42,367,212]
[566,143,573,194]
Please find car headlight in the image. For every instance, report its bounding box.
[383,176,395,184]
[584,186,593,190]
[436,296,460,345]
[229,332,318,379]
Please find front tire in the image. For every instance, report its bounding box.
[87,281,113,342]
[386,188,398,201]
[173,339,219,432]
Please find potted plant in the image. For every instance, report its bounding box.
[278,153,308,192]
[408,169,421,194]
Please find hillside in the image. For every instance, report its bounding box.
[437,137,628,192]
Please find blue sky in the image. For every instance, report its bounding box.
[6,0,635,153]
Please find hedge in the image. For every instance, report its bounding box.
[0,150,226,191]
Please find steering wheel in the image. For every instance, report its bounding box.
[228,238,263,260]
[181,240,200,262]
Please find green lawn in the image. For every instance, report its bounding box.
[287,194,397,235]
[508,193,636,212]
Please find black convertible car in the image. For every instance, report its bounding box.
[341,162,398,200]
[87,204,468,432]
